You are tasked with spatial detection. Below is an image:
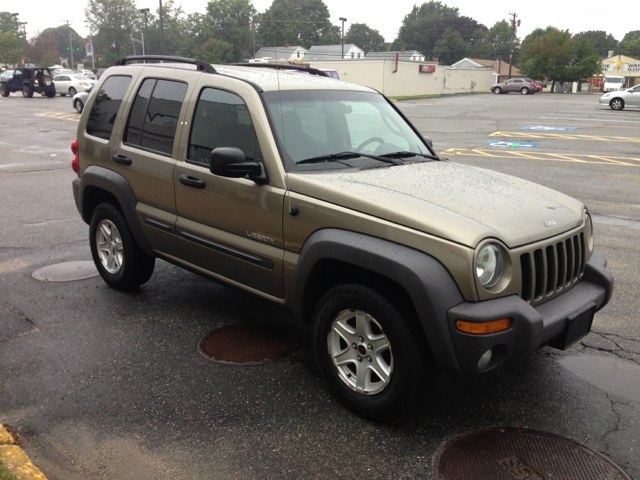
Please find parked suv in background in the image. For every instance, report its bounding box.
[1,66,56,98]
[71,56,613,418]
[492,77,537,95]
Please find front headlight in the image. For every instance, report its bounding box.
[476,243,503,289]
[585,214,594,252]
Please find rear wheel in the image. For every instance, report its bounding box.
[74,99,84,113]
[493,87,502,94]
[89,203,155,291]
[610,98,624,110]
[46,91,55,98]
[22,84,33,98]
[312,283,435,419]
[521,87,529,95]
[0,84,9,97]
[69,87,77,96]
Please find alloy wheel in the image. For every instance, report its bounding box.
[96,219,124,274]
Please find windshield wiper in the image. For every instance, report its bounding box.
[379,151,439,160]
[297,151,403,165]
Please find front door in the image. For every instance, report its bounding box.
[174,86,285,298]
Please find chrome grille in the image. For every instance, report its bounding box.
[520,233,586,304]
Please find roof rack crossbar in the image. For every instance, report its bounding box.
[228,63,329,77]
[114,56,217,74]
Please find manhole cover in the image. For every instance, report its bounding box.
[198,325,297,365]
[435,427,631,480]
[32,261,98,282]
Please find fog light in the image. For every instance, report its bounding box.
[478,349,492,370]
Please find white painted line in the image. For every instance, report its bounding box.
[0,161,62,169]
[540,117,640,124]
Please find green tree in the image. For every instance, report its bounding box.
[0,12,17,34]
[468,28,494,59]
[519,29,573,91]
[85,0,141,59]
[193,37,236,64]
[29,26,84,63]
[205,0,256,60]
[567,39,601,82]
[488,19,519,63]
[345,23,385,53]
[521,26,558,55]
[572,30,617,57]
[143,0,187,56]
[0,32,20,64]
[179,13,209,58]
[432,27,468,64]
[622,30,640,42]
[618,38,640,59]
[439,15,487,44]
[256,0,337,49]
[392,1,459,55]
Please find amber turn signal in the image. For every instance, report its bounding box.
[456,318,511,334]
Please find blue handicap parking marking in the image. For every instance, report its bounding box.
[486,141,540,148]
[523,126,578,131]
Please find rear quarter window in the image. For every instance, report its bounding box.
[86,75,132,140]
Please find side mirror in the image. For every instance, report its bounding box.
[423,136,433,148]
[209,147,268,185]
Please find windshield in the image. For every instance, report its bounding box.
[605,78,624,84]
[263,90,433,171]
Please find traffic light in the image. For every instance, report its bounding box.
[67,47,70,50]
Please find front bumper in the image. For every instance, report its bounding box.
[447,252,613,376]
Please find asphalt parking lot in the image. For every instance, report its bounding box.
[1,91,639,479]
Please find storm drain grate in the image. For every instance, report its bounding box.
[32,261,98,282]
[435,427,631,480]
[198,325,298,365]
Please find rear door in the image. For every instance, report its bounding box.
[173,78,286,298]
[54,76,70,94]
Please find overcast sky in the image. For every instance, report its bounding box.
[17,0,638,47]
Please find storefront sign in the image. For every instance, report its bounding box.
[623,64,640,72]
[419,65,435,73]
[601,63,614,72]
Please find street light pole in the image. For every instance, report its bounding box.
[159,0,165,55]
[339,17,347,59]
[140,8,150,55]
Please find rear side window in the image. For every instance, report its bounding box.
[187,88,260,166]
[124,79,188,156]
[86,75,132,140]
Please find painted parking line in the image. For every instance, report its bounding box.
[443,148,640,167]
[35,112,80,122]
[527,121,640,130]
[524,126,578,131]
[490,131,640,143]
[486,141,540,148]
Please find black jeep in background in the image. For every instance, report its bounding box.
[0,67,56,98]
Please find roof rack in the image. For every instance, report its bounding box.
[114,55,217,74]
[228,63,329,77]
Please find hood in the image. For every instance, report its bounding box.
[287,161,585,248]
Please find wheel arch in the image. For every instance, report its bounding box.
[74,165,151,253]
[291,229,465,374]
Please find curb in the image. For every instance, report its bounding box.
[0,425,47,480]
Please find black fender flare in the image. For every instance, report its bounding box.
[73,165,150,252]
[291,229,465,375]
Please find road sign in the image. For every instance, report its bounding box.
[486,141,540,148]
[524,126,578,131]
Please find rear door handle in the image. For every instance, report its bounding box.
[113,154,132,166]
[179,174,205,189]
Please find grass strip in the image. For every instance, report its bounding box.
[0,460,18,480]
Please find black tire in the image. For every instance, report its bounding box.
[74,99,84,113]
[69,87,77,96]
[521,87,529,95]
[60,93,66,97]
[493,87,502,94]
[610,98,624,110]
[0,84,9,97]
[22,84,33,98]
[46,91,55,98]
[89,203,155,291]
[312,283,436,419]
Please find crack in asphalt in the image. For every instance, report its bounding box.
[582,331,640,366]
[602,393,632,459]
[0,297,37,328]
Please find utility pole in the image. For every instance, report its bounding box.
[140,8,150,55]
[251,21,255,58]
[62,20,74,68]
[339,17,347,59]
[508,12,518,79]
[159,0,165,55]
[498,53,502,83]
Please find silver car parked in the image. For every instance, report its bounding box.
[492,78,537,95]
[599,84,640,110]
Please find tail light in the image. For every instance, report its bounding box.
[530,83,534,87]
[79,82,88,86]
[71,139,80,177]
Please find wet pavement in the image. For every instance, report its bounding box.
[1,93,639,479]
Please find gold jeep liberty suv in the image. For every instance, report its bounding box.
[71,56,614,418]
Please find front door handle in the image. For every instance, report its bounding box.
[179,174,205,189]
[113,154,132,166]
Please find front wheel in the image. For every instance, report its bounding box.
[312,284,435,419]
[89,203,155,291]
[22,84,33,98]
[521,87,529,95]
[0,84,9,97]
[610,98,624,110]
[74,99,84,113]
[493,87,502,94]
[69,87,77,96]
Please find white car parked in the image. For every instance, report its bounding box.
[53,74,96,97]
[599,84,640,110]
[77,69,96,80]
